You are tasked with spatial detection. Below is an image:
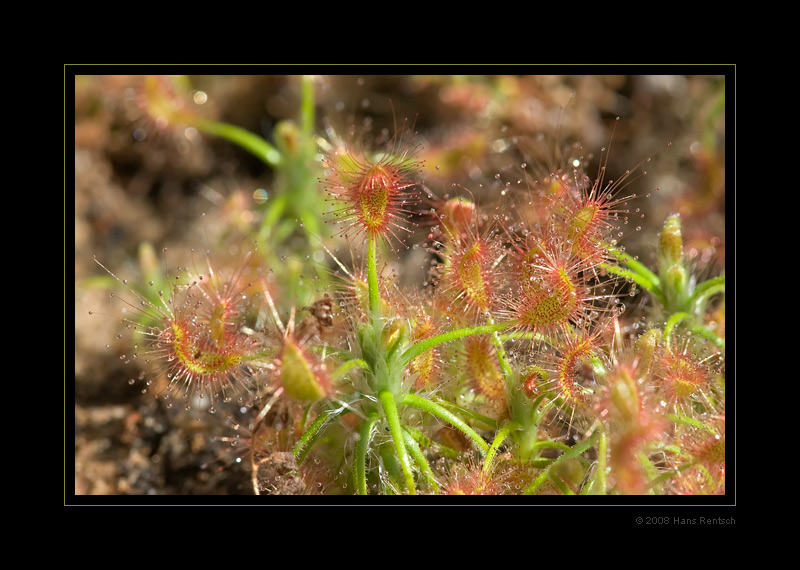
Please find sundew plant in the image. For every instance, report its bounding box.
[74,72,729,499]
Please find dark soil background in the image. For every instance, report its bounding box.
[72,71,729,498]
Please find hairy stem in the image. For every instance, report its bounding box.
[355,414,378,495]
[367,234,381,321]
[402,393,489,454]
[607,245,661,287]
[604,245,665,304]
[583,428,608,495]
[433,398,499,431]
[292,408,342,465]
[379,391,416,494]
[403,428,440,493]
[483,421,521,477]
[401,321,512,367]
[485,312,514,379]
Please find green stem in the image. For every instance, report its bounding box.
[664,312,691,345]
[485,313,514,379]
[402,393,489,454]
[601,262,666,305]
[524,432,597,495]
[498,330,547,343]
[379,391,416,495]
[355,415,378,495]
[607,245,661,287]
[405,424,461,459]
[528,440,572,454]
[550,475,575,495]
[401,321,512,367]
[667,413,720,435]
[403,428,440,493]
[292,408,342,464]
[332,359,371,383]
[691,324,726,349]
[299,75,315,138]
[688,276,725,312]
[433,398,499,431]
[193,117,282,167]
[583,428,608,495]
[483,421,520,477]
[260,194,289,242]
[663,310,725,349]
[603,245,666,304]
[367,234,381,321]
[597,428,607,494]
